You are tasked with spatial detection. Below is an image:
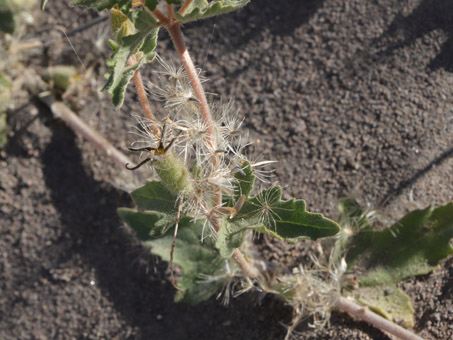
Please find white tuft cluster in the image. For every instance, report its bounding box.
[129,56,274,232]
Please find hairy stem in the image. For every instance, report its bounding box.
[128,55,161,137]
[151,8,170,26]
[232,249,259,278]
[334,297,426,340]
[164,21,259,278]
[167,3,175,19]
[178,0,193,15]
[166,23,217,152]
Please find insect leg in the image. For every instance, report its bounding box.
[125,157,152,170]
[128,146,156,152]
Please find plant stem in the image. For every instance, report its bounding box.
[167,3,175,19]
[128,55,161,137]
[166,23,217,151]
[151,8,170,26]
[178,0,193,15]
[164,21,258,278]
[232,249,259,278]
[334,297,426,340]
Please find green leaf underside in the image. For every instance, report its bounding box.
[216,219,247,259]
[235,186,340,241]
[233,161,255,199]
[118,208,176,238]
[216,186,340,258]
[347,202,453,286]
[145,217,229,304]
[176,0,250,24]
[103,20,159,107]
[352,285,415,328]
[130,181,178,213]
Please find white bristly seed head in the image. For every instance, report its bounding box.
[276,254,346,340]
[133,57,275,236]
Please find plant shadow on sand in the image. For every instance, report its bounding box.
[41,125,289,339]
[379,0,453,71]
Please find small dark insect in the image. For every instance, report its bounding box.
[125,123,180,170]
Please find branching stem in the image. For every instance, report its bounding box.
[334,297,426,340]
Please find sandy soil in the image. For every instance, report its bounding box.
[1,0,452,339]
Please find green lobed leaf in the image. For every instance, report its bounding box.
[215,219,248,259]
[233,161,255,199]
[176,0,250,24]
[100,10,159,107]
[145,217,230,304]
[351,284,415,328]
[223,161,255,208]
[347,202,453,286]
[118,208,177,238]
[234,186,340,242]
[130,180,178,213]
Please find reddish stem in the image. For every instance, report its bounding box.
[164,8,257,279]
[151,8,170,26]
[167,3,175,19]
[178,0,193,15]
[128,55,161,137]
[334,297,425,340]
[166,23,217,152]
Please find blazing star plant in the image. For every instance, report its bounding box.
[38,1,453,340]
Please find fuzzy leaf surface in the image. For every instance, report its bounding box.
[118,208,176,238]
[351,285,415,328]
[176,0,250,24]
[347,202,453,286]
[333,198,372,263]
[233,161,255,199]
[215,219,247,259]
[102,10,159,107]
[130,181,178,213]
[146,217,228,304]
[235,186,340,242]
[338,198,371,230]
